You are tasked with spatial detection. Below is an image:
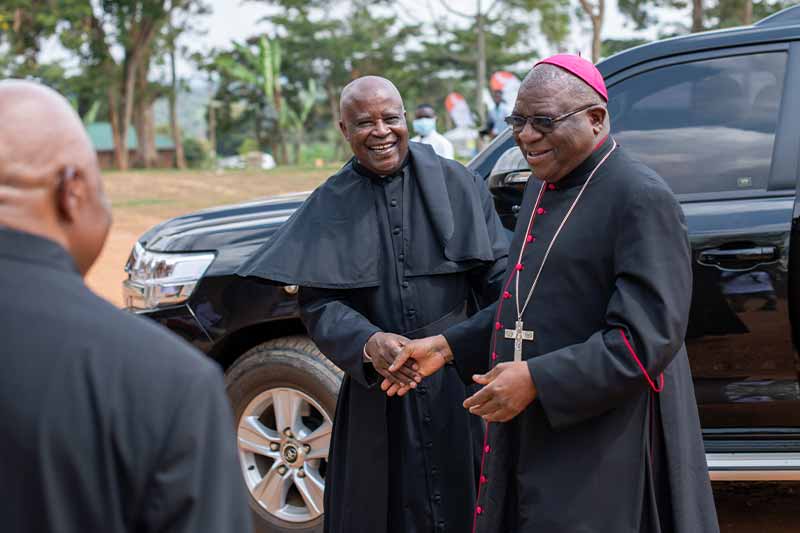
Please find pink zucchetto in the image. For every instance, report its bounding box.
[534,54,608,102]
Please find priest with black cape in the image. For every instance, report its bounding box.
[237,76,509,533]
[390,56,719,532]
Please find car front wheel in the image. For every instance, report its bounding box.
[225,336,342,533]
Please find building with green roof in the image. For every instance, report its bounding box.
[85,122,176,169]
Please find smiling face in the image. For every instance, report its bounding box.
[339,78,409,176]
[512,68,606,183]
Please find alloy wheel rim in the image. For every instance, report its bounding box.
[237,387,332,523]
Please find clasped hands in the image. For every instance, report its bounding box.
[365,332,537,422]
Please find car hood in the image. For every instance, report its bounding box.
[140,191,310,253]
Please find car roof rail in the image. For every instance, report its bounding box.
[754,4,800,27]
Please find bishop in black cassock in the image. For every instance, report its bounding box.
[393,56,718,532]
[238,77,508,533]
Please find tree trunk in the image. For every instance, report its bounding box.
[169,34,186,169]
[278,137,289,166]
[326,82,347,160]
[133,98,158,167]
[579,0,604,63]
[743,0,753,25]
[108,85,125,170]
[208,102,217,157]
[119,19,161,171]
[143,104,158,167]
[591,16,602,63]
[116,55,140,171]
[692,0,704,33]
[134,58,147,167]
[293,137,302,165]
[133,44,159,168]
[475,3,487,126]
[593,0,605,63]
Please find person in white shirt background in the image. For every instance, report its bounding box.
[479,89,511,140]
[410,103,455,159]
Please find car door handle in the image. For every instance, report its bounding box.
[697,246,778,270]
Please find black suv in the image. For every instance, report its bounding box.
[124,6,800,532]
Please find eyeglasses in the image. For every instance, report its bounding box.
[504,103,601,134]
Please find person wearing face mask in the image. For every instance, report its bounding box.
[411,103,455,159]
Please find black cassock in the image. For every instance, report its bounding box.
[238,143,508,533]
[0,228,251,533]
[453,137,719,533]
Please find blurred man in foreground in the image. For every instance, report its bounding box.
[0,80,251,533]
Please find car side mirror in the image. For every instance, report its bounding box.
[488,147,532,193]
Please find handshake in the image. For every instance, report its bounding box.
[364,332,452,397]
[364,331,539,422]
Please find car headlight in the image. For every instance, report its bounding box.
[123,242,215,310]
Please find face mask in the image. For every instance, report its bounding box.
[413,117,436,136]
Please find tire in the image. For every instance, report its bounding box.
[225,336,342,533]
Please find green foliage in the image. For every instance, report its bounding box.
[298,142,339,166]
[249,0,570,147]
[617,0,682,31]
[708,0,793,28]
[238,138,260,156]
[82,100,102,124]
[254,0,419,138]
[183,137,210,168]
[212,34,321,163]
[601,38,650,58]
[618,0,792,35]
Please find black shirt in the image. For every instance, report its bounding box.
[0,227,252,533]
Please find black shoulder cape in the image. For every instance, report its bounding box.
[236,142,501,288]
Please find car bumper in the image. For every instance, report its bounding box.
[124,300,213,354]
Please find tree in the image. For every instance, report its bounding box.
[0,1,65,68]
[0,2,108,122]
[707,0,792,29]
[601,37,649,58]
[81,1,168,170]
[433,0,570,123]
[213,36,320,164]
[616,0,689,34]
[693,0,704,31]
[255,0,418,158]
[618,0,790,37]
[166,14,187,169]
[576,0,606,62]
[50,0,209,169]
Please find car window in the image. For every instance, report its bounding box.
[608,52,787,195]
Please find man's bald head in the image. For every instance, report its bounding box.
[339,76,403,118]
[0,81,97,190]
[0,80,111,276]
[338,76,409,176]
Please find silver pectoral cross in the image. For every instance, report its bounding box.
[504,320,534,362]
